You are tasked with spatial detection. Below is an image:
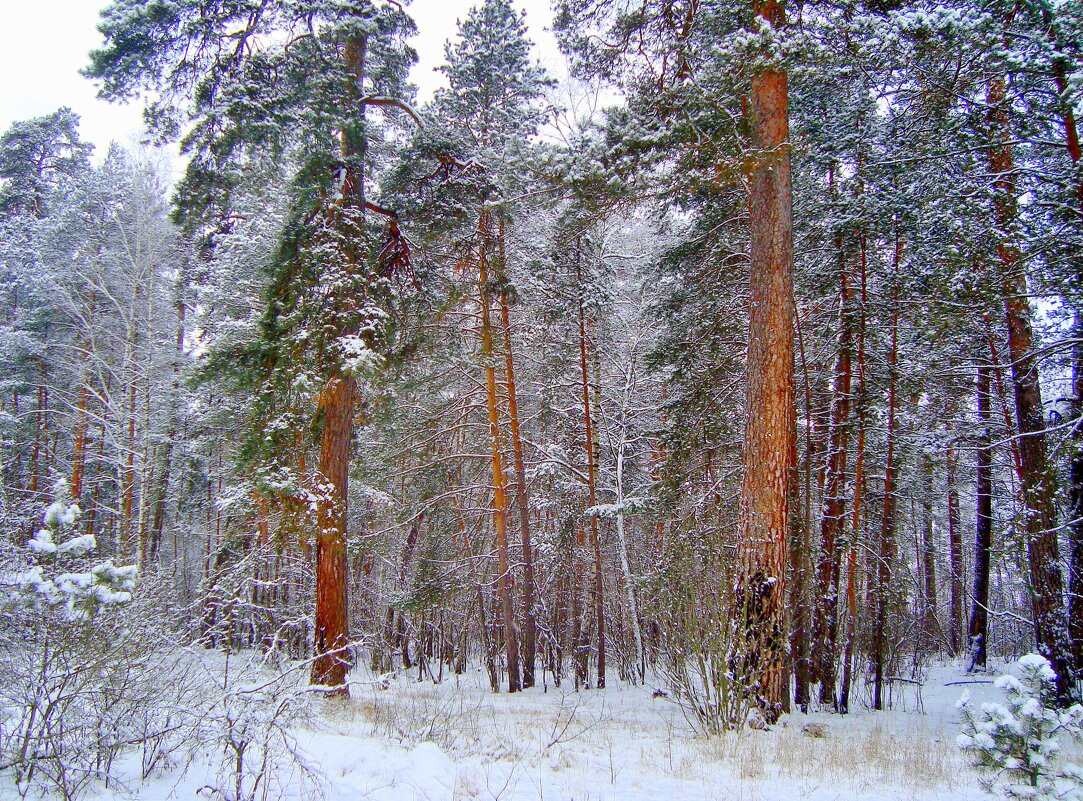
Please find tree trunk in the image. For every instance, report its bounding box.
[733,0,793,723]
[791,309,814,712]
[839,234,867,715]
[1069,313,1082,675]
[813,246,852,710]
[947,439,964,656]
[987,74,1073,702]
[310,376,355,695]
[576,243,605,689]
[497,230,536,688]
[969,364,994,672]
[480,212,520,693]
[873,232,901,711]
[920,455,939,653]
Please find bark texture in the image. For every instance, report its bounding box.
[734,0,794,723]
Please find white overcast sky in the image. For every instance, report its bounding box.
[0,0,564,155]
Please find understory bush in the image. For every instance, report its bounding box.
[957,653,1083,800]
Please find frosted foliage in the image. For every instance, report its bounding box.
[957,654,1083,800]
[12,479,137,620]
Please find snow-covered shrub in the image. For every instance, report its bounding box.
[957,654,1083,800]
[0,479,143,799]
[13,479,137,620]
[192,651,322,801]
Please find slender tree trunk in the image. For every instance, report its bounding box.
[969,364,994,671]
[947,439,964,656]
[920,455,939,653]
[480,212,520,693]
[497,228,537,688]
[71,383,90,501]
[813,248,852,710]
[575,244,605,689]
[987,74,1073,702]
[873,232,901,711]
[840,235,867,715]
[733,0,793,723]
[792,308,814,712]
[1068,313,1083,675]
[614,432,645,682]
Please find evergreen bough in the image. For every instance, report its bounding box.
[958,654,1083,800]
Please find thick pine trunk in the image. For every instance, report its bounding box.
[310,376,355,695]
[734,0,793,723]
[987,75,1073,702]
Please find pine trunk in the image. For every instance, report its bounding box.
[947,441,964,656]
[987,75,1073,702]
[310,376,355,695]
[576,246,605,689]
[480,213,521,693]
[840,237,867,715]
[873,233,901,711]
[969,365,994,671]
[734,0,793,723]
[498,266,537,688]
[813,250,852,710]
[920,455,939,652]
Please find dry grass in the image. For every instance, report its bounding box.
[694,718,966,794]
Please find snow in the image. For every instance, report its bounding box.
[24,659,1024,801]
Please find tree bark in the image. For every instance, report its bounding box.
[920,454,939,653]
[813,246,852,710]
[310,376,355,695]
[987,74,1073,702]
[480,212,521,693]
[839,234,867,715]
[969,363,994,672]
[733,0,793,724]
[873,232,901,711]
[947,438,964,656]
[496,221,536,689]
[576,243,605,689]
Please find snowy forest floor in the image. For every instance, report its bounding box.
[5,658,1028,801]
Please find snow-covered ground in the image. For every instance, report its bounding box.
[19,657,1012,801]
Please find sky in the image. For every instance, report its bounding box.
[0,0,564,156]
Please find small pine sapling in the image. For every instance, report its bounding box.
[15,478,137,619]
[957,654,1083,800]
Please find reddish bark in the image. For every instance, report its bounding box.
[987,75,1073,702]
[733,0,793,723]
[310,376,356,695]
[480,212,521,693]
[497,219,537,689]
